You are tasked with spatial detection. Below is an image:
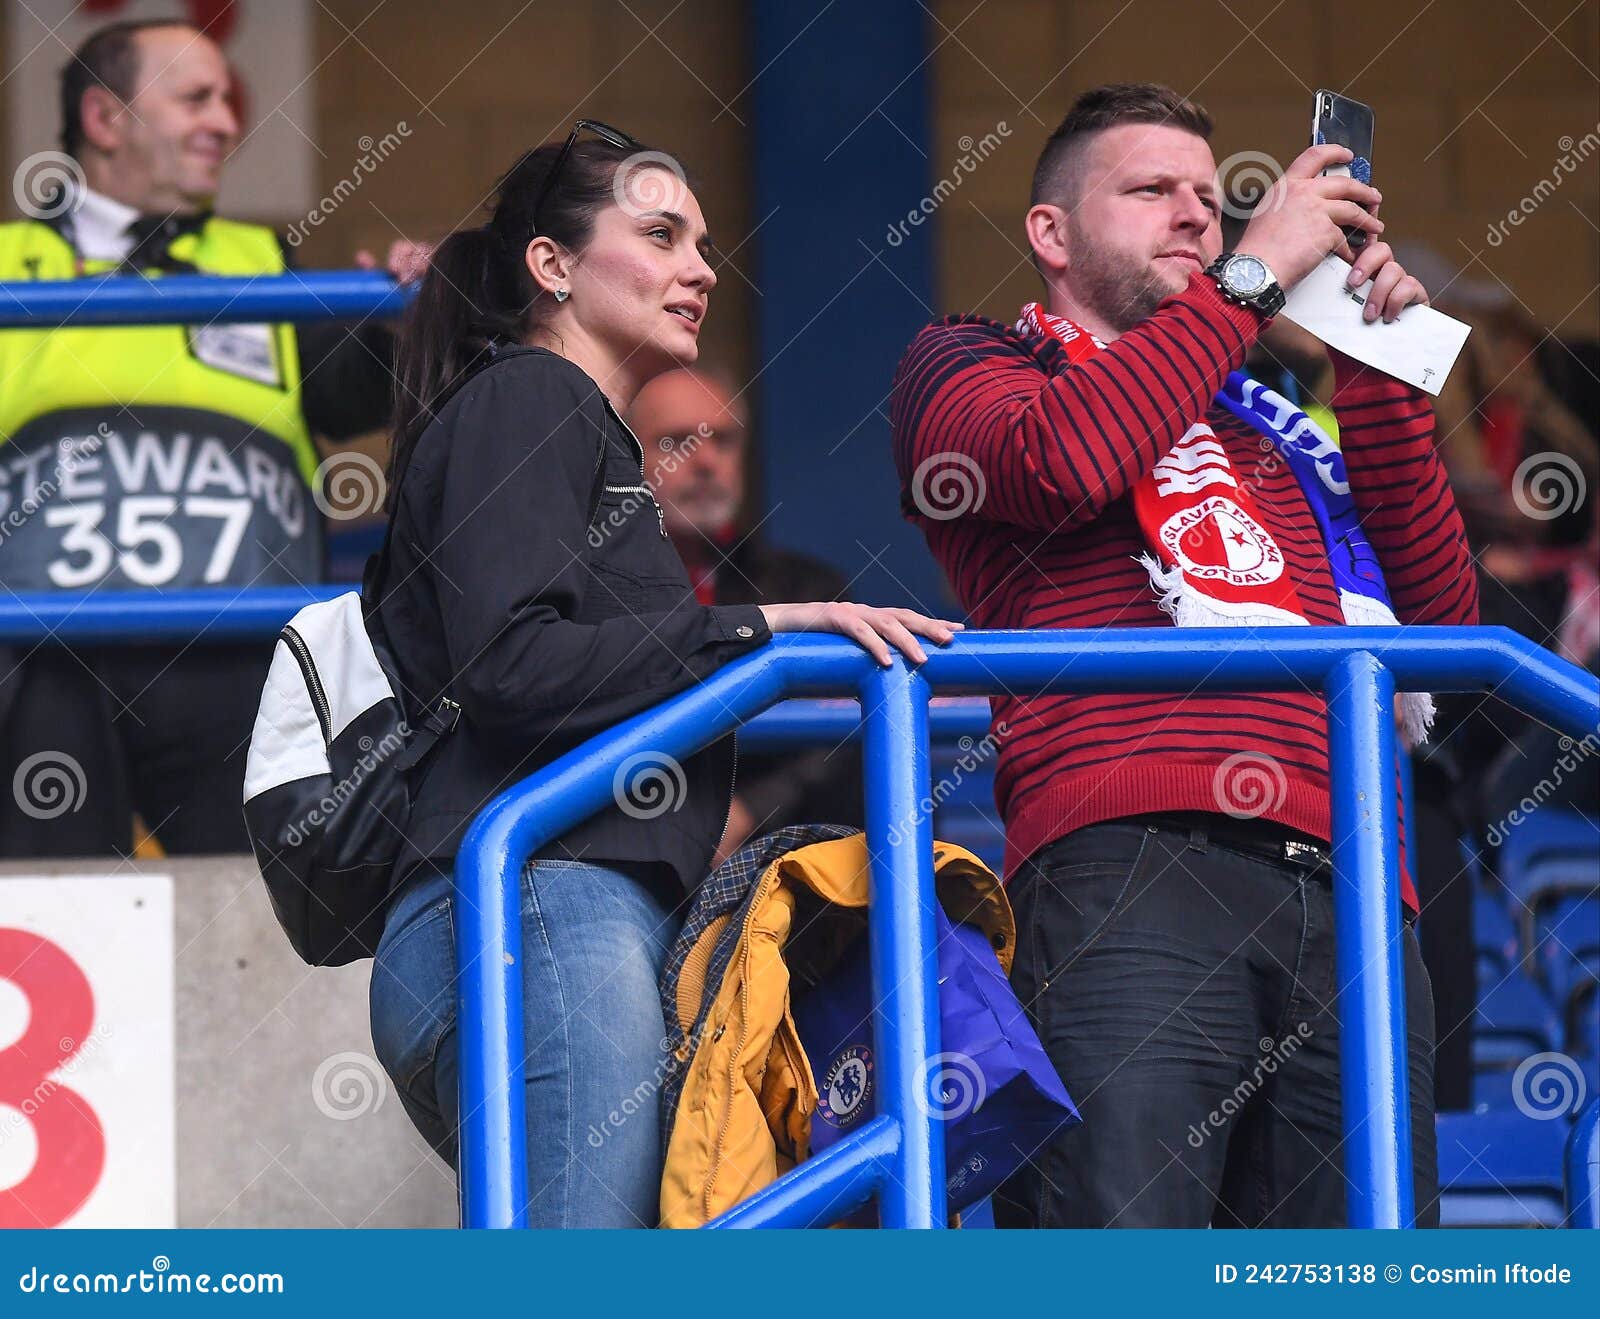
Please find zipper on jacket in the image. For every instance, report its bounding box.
[280,625,332,746]
[718,734,739,866]
[607,401,668,539]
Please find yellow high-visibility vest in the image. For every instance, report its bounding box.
[0,216,322,591]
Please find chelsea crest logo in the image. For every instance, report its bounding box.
[817,1045,874,1128]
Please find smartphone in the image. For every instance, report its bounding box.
[1311,90,1375,249]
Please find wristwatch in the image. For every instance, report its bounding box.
[1205,252,1285,318]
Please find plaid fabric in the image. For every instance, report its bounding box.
[658,823,859,1150]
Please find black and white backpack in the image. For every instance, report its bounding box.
[244,347,608,965]
[242,485,458,966]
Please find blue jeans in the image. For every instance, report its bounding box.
[368,858,683,1228]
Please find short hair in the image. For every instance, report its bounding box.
[59,20,195,157]
[1030,82,1213,210]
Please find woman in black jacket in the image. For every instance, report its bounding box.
[367,123,961,1227]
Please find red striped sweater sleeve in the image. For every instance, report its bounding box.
[1328,348,1480,627]
[890,274,1263,531]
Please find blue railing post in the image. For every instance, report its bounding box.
[454,841,529,1230]
[1567,1097,1600,1228]
[1326,651,1414,1228]
[859,659,946,1228]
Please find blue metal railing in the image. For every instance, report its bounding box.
[0,270,409,328]
[454,625,1600,1230]
[1,602,1596,1228]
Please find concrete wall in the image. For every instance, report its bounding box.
[0,859,456,1228]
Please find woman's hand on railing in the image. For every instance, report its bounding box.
[757,602,964,666]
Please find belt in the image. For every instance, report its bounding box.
[1136,811,1334,878]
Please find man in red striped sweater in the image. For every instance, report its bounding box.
[891,84,1477,1228]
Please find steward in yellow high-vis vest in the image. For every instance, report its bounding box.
[0,18,414,860]
[0,213,324,591]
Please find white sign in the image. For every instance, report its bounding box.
[1281,253,1473,397]
[5,0,314,221]
[0,875,175,1228]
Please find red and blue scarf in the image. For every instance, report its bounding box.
[1019,301,1434,746]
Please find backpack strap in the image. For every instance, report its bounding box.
[389,693,460,773]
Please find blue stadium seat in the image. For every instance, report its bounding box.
[1471,1068,1519,1114]
[1498,808,1600,919]
[1531,893,1600,1005]
[1473,889,1519,978]
[1473,974,1561,1068]
[1436,1110,1569,1226]
[1473,1053,1597,1118]
[1569,979,1600,1060]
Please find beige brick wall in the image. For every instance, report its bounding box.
[5,3,1594,361]
[930,0,1600,335]
[301,0,754,382]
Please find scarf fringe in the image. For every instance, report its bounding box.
[1137,555,1309,629]
[1132,557,1437,748]
[1338,589,1437,749]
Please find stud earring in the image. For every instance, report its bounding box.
[553,288,569,303]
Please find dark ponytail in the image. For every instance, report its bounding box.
[387,134,663,501]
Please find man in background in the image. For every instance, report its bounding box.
[629,368,863,860]
[0,19,422,857]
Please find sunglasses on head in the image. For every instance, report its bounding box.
[532,119,644,233]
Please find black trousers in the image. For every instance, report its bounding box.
[996,817,1440,1228]
[0,642,269,856]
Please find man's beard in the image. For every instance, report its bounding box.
[670,486,739,534]
[1068,224,1185,334]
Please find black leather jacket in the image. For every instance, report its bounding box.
[376,347,770,895]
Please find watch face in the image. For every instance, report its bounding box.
[1225,254,1269,296]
